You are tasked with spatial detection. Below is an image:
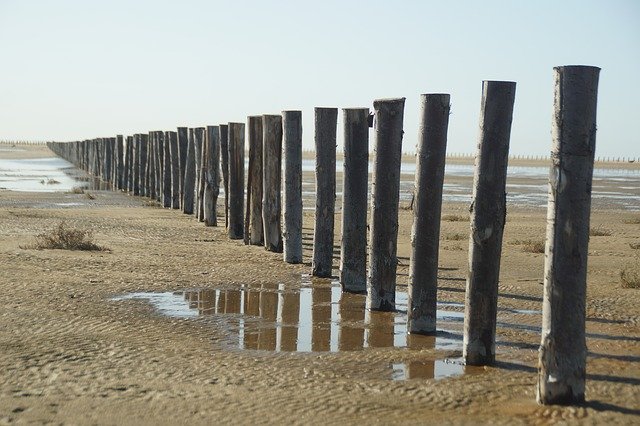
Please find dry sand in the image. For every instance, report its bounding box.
[0,144,639,424]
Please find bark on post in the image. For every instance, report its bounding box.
[162,132,172,208]
[247,116,264,245]
[177,127,188,209]
[138,134,148,197]
[169,131,180,209]
[463,81,516,365]
[203,125,220,226]
[219,124,230,228]
[283,110,303,263]
[368,98,405,311]
[155,132,164,202]
[408,94,451,334]
[538,65,600,405]
[125,136,133,193]
[193,129,204,220]
[227,123,245,240]
[147,132,156,199]
[182,129,196,214]
[132,135,140,195]
[312,107,338,277]
[339,108,369,293]
[196,130,206,221]
[262,115,283,252]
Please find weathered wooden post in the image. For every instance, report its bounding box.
[183,129,196,214]
[125,136,133,193]
[368,98,405,311]
[228,123,245,239]
[193,129,203,219]
[162,132,172,208]
[262,115,283,252]
[203,125,220,226]
[132,135,140,195]
[139,134,148,197]
[115,135,124,190]
[247,116,264,245]
[219,124,229,227]
[147,132,157,199]
[312,107,338,277]
[339,108,369,293]
[538,66,600,405]
[408,94,451,334]
[169,131,180,209]
[282,110,303,263]
[177,127,188,208]
[154,131,163,201]
[463,81,516,365]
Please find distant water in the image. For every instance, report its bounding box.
[0,157,90,192]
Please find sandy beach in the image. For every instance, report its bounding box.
[0,143,639,424]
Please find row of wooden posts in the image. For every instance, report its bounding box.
[47,65,600,406]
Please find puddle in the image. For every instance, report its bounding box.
[0,157,101,192]
[390,358,485,381]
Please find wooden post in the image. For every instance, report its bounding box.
[312,107,338,277]
[368,98,405,311]
[139,134,148,197]
[408,94,451,334]
[183,129,197,214]
[262,115,283,252]
[193,128,203,219]
[154,132,163,202]
[115,135,124,190]
[177,127,188,209]
[125,136,133,193]
[220,124,230,228]
[463,81,516,365]
[132,135,140,195]
[169,131,180,209]
[195,129,206,221]
[162,132,172,208]
[147,132,157,199]
[228,123,245,239]
[537,66,600,405]
[203,125,220,226]
[247,116,264,245]
[339,108,369,293]
[283,110,303,263]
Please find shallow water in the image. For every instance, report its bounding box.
[0,157,93,192]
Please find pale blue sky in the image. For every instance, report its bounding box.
[1,0,638,157]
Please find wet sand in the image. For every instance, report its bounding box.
[1,144,639,424]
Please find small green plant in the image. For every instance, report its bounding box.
[590,225,612,237]
[620,264,640,289]
[442,214,467,222]
[25,222,106,251]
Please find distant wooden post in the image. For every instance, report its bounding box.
[283,110,303,263]
[227,123,245,239]
[463,81,516,366]
[262,115,283,252]
[312,107,338,277]
[339,108,369,293]
[220,124,230,228]
[537,66,600,405]
[193,128,204,220]
[154,132,163,201]
[408,94,450,334]
[203,125,220,226]
[169,131,180,209]
[196,130,207,221]
[125,136,133,193]
[177,127,188,208]
[368,98,405,311]
[139,134,148,197]
[132,135,140,195]
[182,129,198,214]
[245,116,264,245]
[162,132,172,208]
[147,132,157,199]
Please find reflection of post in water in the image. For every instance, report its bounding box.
[259,287,278,351]
[312,287,332,352]
[279,291,300,352]
[186,291,198,309]
[225,290,242,314]
[199,290,216,315]
[407,361,435,380]
[243,286,260,350]
[338,292,365,351]
[216,290,226,314]
[406,333,436,351]
[367,311,394,348]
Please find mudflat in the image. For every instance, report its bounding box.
[1,144,639,424]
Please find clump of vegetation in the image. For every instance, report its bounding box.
[443,232,466,241]
[623,217,640,224]
[512,239,546,253]
[442,214,467,222]
[590,225,612,237]
[24,222,106,251]
[620,264,640,289]
[142,200,162,208]
[630,242,640,250]
[40,178,60,185]
[68,186,85,194]
[85,192,95,200]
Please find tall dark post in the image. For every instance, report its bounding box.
[262,115,283,252]
[177,127,188,209]
[246,116,264,245]
[182,129,196,214]
[463,81,516,365]
[312,107,338,277]
[220,124,230,228]
[203,125,220,226]
[228,123,245,239]
[538,66,600,405]
[339,108,369,293]
[408,94,450,334]
[169,131,180,209]
[368,98,405,311]
[132,135,140,195]
[138,134,148,197]
[162,132,172,208]
[125,136,133,193]
[283,110,303,264]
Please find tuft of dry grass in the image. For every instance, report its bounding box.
[620,264,640,289]
[512,239,546,253]
[23,222,106,251]
[68,186,85,194]
[85,192,95,200]
[590,225,612,237]
[630,242,640,250]
[142,200,162,208]
[442,214,467,222]
[443,232,466,241]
